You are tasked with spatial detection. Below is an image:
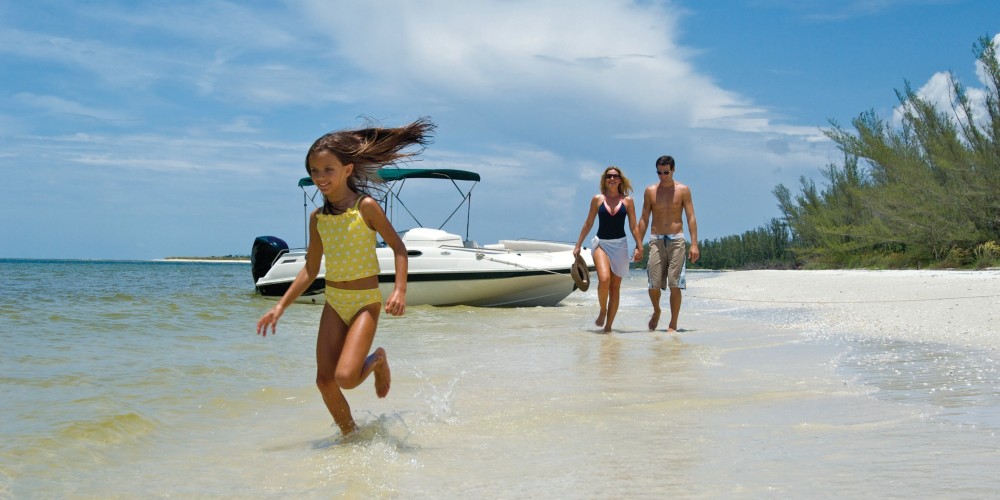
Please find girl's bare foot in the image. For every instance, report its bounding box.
[595,310,607,328]
[372,347,391,398]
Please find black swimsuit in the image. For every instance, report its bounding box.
[596,200,626,239]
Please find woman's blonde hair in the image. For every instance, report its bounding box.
[599,165,632,196]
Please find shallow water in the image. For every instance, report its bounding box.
[1,260,998,498]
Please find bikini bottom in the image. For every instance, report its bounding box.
[325,286,382,324]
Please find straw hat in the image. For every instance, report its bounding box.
[571,254,590,292]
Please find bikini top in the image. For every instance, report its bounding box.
[596,198,627,239]
[316,197,381,281]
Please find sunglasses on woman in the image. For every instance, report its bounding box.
[605,174,621,179]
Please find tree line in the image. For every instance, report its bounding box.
[688,36,1000,270]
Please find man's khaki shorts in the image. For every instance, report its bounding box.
[647,235,686,290]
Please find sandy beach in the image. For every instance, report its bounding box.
[689,269,1000,351]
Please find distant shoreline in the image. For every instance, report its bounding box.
[1,257,251,263]
[160,257,250,263]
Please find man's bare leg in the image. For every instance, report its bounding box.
[667,287,682,333]
[647,288,661,330]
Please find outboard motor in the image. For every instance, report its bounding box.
[251,236,289,286]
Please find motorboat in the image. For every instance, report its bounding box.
[251,168,593,307]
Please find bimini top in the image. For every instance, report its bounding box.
[298,168,481,187]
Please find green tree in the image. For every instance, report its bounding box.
[694,218,796,269]
[774,36,1000,268]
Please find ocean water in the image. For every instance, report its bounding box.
[2,259,998,498]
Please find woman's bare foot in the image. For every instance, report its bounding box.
[595,310,607,328]
[648,310,661,331]
[372,347,391,398]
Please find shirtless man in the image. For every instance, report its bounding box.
[637,155,700,333]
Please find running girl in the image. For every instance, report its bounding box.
[257,118,435,436]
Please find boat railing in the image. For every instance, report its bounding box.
[490,239,575,252]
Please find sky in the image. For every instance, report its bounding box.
[2,0,998,260]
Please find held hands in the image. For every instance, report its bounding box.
[256,304,285,337]
[632,247,643,262]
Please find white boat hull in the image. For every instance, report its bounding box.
[253,228,594,307]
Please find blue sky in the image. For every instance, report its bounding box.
[2,0,998,259]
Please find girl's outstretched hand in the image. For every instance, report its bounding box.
[257,305,285,336]
[384,290,405,317]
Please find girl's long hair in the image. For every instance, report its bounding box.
[599,165,633,197]
[306,117,436,215]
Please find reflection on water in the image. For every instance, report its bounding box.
[838,338,1000,429]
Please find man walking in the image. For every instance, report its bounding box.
[637,155,699,332]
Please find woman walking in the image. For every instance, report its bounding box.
[573,166,643,333]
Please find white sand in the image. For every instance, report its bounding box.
[692,269,1000,350]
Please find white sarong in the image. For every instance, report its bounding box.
[592,236,630,277]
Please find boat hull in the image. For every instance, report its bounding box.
[256,168,595,308]
[253,232,593,307]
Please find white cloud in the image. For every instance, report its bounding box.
[896,33,999,132]
[299,0,786,136]
[761,0,950,21]
[919,71,955,106]
[14,93,128,122]
[3,0,878,256]
[0,27,155,88]
[974,33,1000,89]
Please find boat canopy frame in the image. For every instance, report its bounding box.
[296,168,481,245]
